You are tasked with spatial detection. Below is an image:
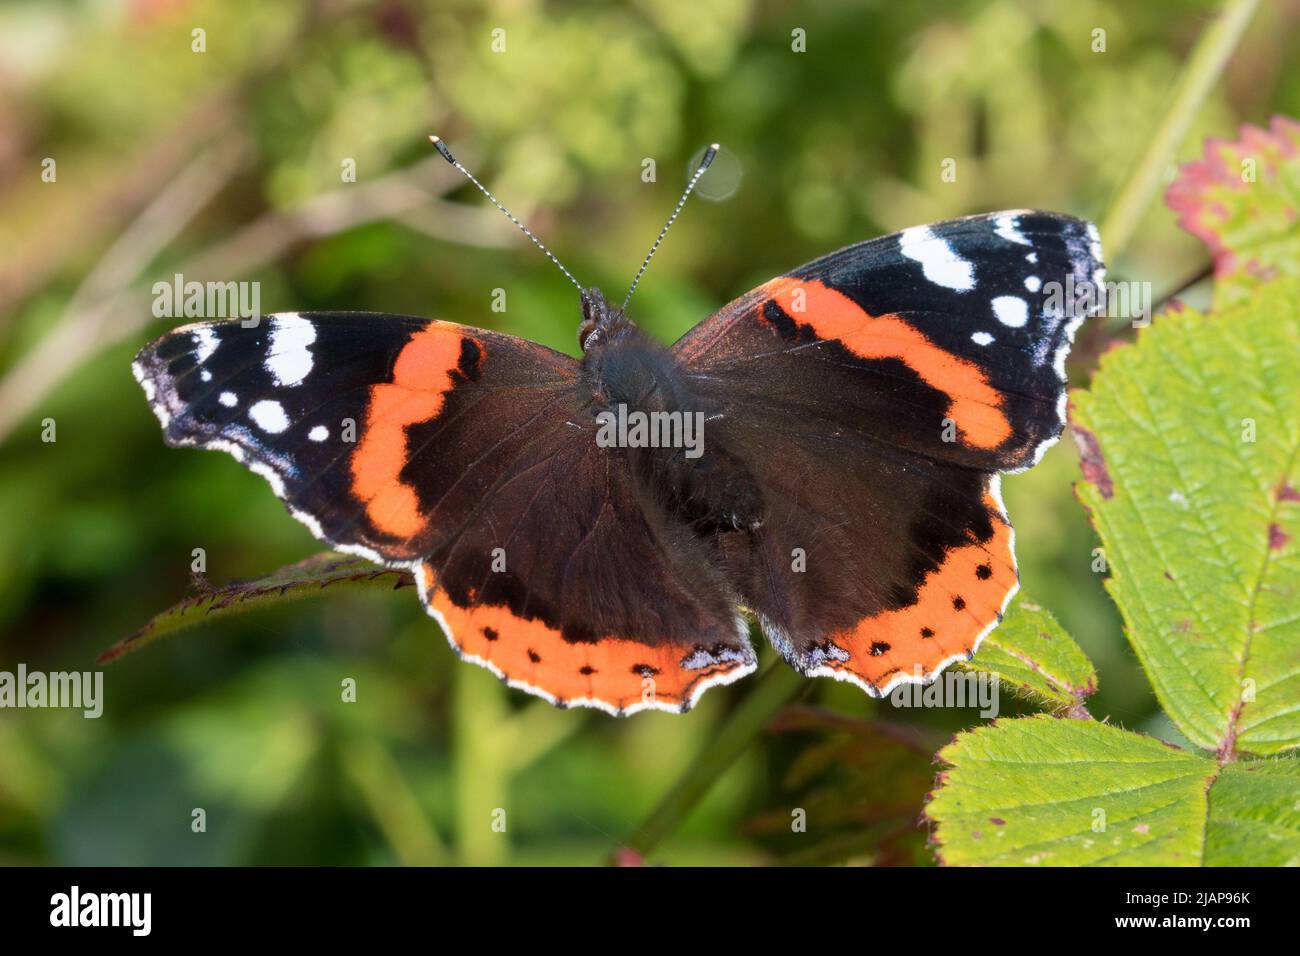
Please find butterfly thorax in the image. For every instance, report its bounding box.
[578,294,764,536]
[580,322,686,415]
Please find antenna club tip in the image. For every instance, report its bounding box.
[429,135,456,165]
[699,144,720,170]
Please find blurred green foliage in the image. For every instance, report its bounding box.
[0,0,1296,866]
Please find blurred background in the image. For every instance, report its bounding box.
[0,0,1296,866]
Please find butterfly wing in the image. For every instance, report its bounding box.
[135,313,755,713]
[673,211,1104,695]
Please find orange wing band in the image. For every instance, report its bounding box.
[350,324,478,539]
[418,565,754,714]
[760,277,1013,449]
[819,488,1017,691]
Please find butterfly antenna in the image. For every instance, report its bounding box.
[429,135,585,294]
[623,144,719,310]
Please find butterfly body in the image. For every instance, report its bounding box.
[135,210,1104,714]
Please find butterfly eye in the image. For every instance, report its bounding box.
[578,319,603,351]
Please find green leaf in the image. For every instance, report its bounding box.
[101,552,413,664]
[928,716,1300,866]
[1070,280,1300,756]
[1167,116,1300,309]
[959,596,1097,712]
[929,716,1213,865]
[1204,758,1300,865]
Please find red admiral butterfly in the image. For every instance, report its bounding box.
[134,140,1105,715]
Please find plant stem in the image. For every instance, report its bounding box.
[341,736,446,865]
[617,661,805,861]
[454,666,510,865]
[1099,0,1259,262]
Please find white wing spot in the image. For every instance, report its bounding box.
[1026,252,1038,264]
[995,215,1030,246]
[266,313,316,387]
[971,331,995,346]
[192,327,219,364]
[308,425,328,442]
[992,295,1029,328]
[1024,275,1042,293]
[899,226,975,291]
[219,391,238,408]
[132,362,156,401]
[1086,222,1104,260]
[249,399,290,434]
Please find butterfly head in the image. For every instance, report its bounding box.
[578,287,633,352]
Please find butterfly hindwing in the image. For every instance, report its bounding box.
[675,210,1104,694]
[134,312,755,713]
[412,431,756,713]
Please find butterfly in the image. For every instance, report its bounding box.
[134,140,1105,715]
